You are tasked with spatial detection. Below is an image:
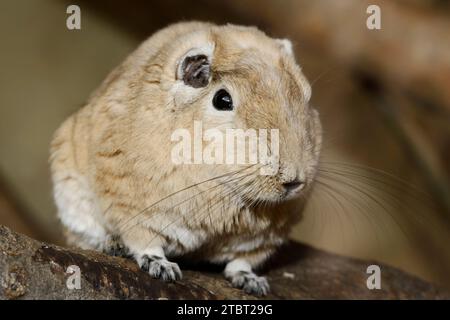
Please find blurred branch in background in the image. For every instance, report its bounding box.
[355,70,450,225]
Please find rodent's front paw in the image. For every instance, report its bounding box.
[140,255,182,282]
[230,271,270,296]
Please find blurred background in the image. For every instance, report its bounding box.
[0,0,449,288]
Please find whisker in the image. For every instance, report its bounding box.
[116,164,258,233]
[143,166,262,247]
[314,178,386,249]
[314,180,362,245]
[316,171,416,245]
[317,165,432,227]
[320,161,431,201]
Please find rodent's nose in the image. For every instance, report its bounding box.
[282,179,306,192]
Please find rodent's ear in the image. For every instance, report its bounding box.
[177,46,213,88]
[276,38,294,56]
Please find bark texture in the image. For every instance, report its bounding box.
[0,225,448,300]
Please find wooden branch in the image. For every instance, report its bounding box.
[0,225,447,299]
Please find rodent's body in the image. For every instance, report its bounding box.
[50,22,321,295]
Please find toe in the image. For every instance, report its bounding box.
[231,272,270,296]
[161,265,175,282]
[148,260,182,282]
[149,260,164,279]
[172,263,183,280]
[139,255,151,272]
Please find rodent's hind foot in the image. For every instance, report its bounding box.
[103,235,131,258]
[140,254,182,282]
[229,271,270,296]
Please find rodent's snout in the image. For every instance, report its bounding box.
[278,165,308,199]
[282,178,306,193]
[280,170,307,199]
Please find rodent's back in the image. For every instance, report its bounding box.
[50,107,91,179]
[50,22,209,173]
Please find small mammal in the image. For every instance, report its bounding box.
[50,22,322,296]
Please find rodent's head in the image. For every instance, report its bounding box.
[131,23,322,205]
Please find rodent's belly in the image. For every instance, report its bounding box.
[162,224,208,256]
[160,223,284,263]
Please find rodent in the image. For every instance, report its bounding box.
[49,21,322,296]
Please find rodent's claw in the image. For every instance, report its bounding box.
[230,271,270,296]
[140,254,182,282]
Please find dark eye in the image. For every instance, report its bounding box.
[213,89,233,111]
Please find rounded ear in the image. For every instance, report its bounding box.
[177,45,214,88]
[276,38,294,56]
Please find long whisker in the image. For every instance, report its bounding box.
[121,167,255,236]
[318,164,433,227]
[189,169,259,227]
[320,161,431,201]
[116,164,257,233]
[314,180,362,245]
[143,166,262,247]
[314,178,386,249]
[316,170,416,244]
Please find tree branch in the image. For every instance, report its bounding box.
[0,225,448,299]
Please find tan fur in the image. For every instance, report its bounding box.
[50,22,322,293]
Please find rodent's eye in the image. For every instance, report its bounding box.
[213,89,234,111]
